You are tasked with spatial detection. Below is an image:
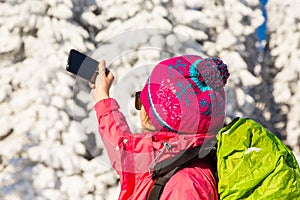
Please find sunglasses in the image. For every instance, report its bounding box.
[135,91,142,110]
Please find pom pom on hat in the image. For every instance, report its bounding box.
[193,57,230,90]
[140,55,230,135]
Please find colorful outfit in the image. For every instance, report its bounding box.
[94,55,229,199]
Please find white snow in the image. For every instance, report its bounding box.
[0,0,299,199]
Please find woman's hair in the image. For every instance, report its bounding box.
[140,106,156,132]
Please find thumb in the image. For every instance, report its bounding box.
[98,60,106,75]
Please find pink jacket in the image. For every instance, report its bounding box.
[94,98,218,200]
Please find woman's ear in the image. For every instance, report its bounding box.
[140,106,156,132]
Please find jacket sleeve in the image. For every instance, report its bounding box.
[94,98,154,175]
[94,98,132,144]
[94,98,132,174]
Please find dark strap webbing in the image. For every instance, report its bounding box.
[152,140,216,179]
[147,141,217,200]
[147,167,182,200]
[152,145,201,179]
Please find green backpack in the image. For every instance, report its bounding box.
[217,118,300,199]
[147,117,300,200]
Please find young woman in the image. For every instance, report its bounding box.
[90,55,230,200]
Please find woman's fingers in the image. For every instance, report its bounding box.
[89,81,95,89]
[93,60,106,87]
[93,59,114,88]
[98,59,114,82]
[99,60,106,76]
[107,66,113,77]
[90,59,115,103]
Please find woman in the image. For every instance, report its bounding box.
[90,55,230,200]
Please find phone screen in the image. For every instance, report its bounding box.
[66,49,99,83]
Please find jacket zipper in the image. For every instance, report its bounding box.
[148,141,171,173]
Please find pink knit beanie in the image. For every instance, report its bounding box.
[140,55,230,135]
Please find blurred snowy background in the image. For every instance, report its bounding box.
[0,0,299,199]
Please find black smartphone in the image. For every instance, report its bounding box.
[66,49,99,83]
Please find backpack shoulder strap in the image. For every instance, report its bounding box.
[147,166,182,200]
[152,145,202,179]
[147,141,217,200]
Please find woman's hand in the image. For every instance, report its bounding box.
[89,60,114,104]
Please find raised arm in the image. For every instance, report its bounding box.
[94,97,133,174]
[91,61,154,175]
[90,61,131,172]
